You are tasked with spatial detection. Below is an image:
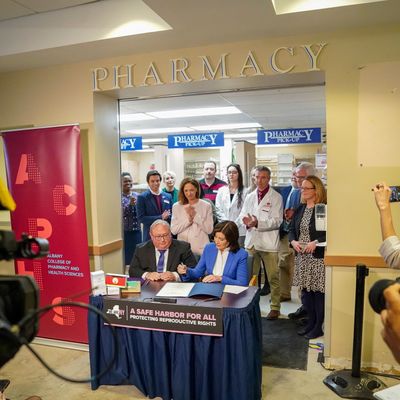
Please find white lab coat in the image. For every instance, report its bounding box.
[239,187,283,252]
[215,186,249,237]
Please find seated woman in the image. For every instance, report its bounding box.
[177,221,248,286]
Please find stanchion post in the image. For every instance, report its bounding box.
[323,264,386,399]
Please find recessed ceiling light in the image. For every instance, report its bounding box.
[191,123,262,131]
[142,138,168,143]
[225,133,257,139]
[126,127,195,134]
[120,113,156,121]
[108,19,170,38]
[147,106,242,119]
[271,0,387,15]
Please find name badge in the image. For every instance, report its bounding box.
[213,190,219,193]
[164,200,170,204]
[262,202,271,213]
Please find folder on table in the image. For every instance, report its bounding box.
[187,283,224,299]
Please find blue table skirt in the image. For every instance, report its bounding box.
[88,294,262,400]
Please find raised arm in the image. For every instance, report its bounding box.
[170,203,192,235]
[257,195,283,232]
[192,201,214,234]
[374,182,397,240]
[374,183,400,268]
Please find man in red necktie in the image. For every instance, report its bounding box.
[240,166,283,320]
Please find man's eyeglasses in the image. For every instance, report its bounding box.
[152,233,170,241]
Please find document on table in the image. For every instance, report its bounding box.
[156,282,195,297]
[156,282,225,298]
[373,384,400,400]
[223,285,248,294]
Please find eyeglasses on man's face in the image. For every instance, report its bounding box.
[152,233,171,241]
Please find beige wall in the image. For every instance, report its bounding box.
[1,24,400,368]
[257,144,323,160]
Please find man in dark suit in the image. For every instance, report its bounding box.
[276,170,299,303]
[284,162,316,320]
[129,219,197,281]
[137,170,173,242]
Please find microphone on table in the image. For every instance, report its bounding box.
[153,297,177,304]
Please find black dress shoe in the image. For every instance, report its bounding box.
[297,327,309,336]
[260,285,271,296]
[288,306,307,320]
[295,317,309,327]
[304,330,324,340]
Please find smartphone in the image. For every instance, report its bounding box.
[0,379,10,393]
[389,186,400,202]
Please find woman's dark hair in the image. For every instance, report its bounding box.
[178,177,200,205]
[213,221,240,253]
[146,170,162,183]
[121,172,131,179]
[227,163,244,209]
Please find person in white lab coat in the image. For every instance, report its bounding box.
[171,178,213,255]
[240,165,283,320]
[215,163,249,246]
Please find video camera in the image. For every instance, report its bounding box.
[369,277,400,314]
[0,231,48,368]
[0,178,49,368]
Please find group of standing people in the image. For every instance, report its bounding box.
[121,159,327,339]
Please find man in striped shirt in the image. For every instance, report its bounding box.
[198,161,226,204]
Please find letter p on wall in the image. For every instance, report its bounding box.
[28,218,52,239]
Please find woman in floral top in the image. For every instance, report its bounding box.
[121,172,142,266]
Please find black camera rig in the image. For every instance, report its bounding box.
[0,230,48,368]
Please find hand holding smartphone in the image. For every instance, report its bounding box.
[389,186,400,202]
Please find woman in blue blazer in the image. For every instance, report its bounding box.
[178,221,248,286]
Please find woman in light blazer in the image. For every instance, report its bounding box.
[215,163,249,246]
[171,178,213,255]
[178,221,248,286]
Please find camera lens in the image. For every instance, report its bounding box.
[16,235,49,259]
[368,279,397,314]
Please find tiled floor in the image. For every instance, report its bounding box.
[0,289,394,400]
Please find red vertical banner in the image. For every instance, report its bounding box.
[2,125,91,343]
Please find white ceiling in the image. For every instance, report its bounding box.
[0,0,399,72]
[0,0,96,21]
[1,0,397,149]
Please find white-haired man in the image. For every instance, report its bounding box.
[129,220,197,281]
